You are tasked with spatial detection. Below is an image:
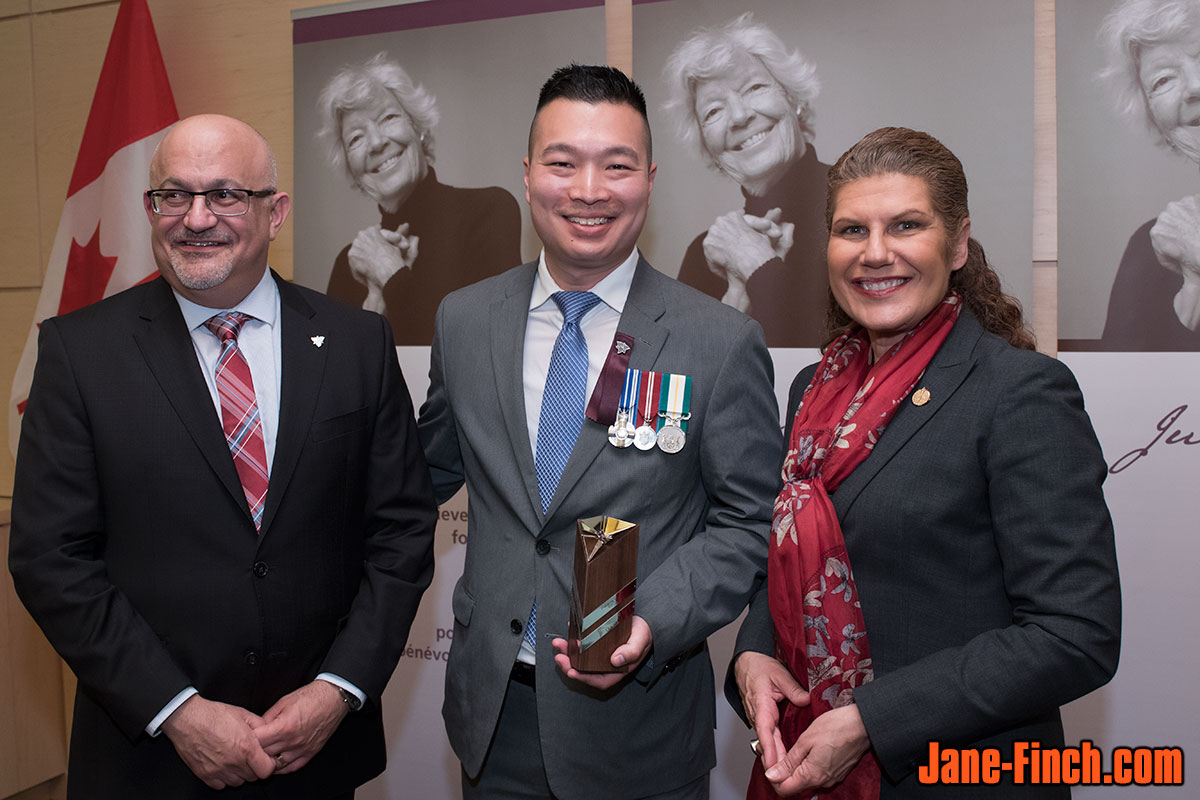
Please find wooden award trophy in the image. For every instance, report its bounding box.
[567,516,638,672]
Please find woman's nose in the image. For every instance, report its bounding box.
[727,94,753,127]
[863,231,890,265]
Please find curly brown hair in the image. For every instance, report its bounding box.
[822,127,1035,351]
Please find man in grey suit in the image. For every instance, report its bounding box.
[418,65,782,798]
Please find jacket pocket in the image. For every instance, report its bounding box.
[310,406,368,442]
[451,579,474,627]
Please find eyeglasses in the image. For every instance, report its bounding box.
[145,188,276,217]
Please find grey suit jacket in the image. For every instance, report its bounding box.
[9,273,438,799]
[419,257,783,799]
[728,310,1121,798]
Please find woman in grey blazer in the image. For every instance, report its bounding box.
[729,128,1121,798]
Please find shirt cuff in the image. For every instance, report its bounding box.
[147,686,198,737]
[316,673,366,710]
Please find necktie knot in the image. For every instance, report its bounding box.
[204,312,252,344]
[552,291,601,326]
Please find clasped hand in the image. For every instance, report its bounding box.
[704,208,794,312]
[161,681,348,790]
[734,651,871,796]
[347,222,420,315]
[1149,195,1200,330]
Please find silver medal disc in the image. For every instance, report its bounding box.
[657,424,685,454]
[633,424,658,450]
[608,416,634,448]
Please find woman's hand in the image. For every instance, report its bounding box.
[733,651,809,770]
[703,209,790,312]
[763,703,871,797]
[347,223,420,315]
[1150,195,1200,330]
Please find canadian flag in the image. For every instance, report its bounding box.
[8,0,177,457]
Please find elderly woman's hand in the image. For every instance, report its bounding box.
[1150,195,1200,330]
[733,652,809,772]
[703,209,790,312]
[347,223,420,315]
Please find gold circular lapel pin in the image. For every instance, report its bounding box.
[912,387,931,407]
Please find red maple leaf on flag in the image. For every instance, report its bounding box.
[58,226,119,316]
[56,224,159,317]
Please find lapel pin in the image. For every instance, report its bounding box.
[311,335,325,348]
[614,341,630,355]
[912,387,930,407]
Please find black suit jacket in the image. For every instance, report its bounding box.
[9,272,437,799]
[728,311,1121,797]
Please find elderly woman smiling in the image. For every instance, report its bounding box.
[665,14,830,346]
[319,53,521,345]
[1098,0,1200,349]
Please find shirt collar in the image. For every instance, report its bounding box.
[174,266,280,332]
[529,248,639,315]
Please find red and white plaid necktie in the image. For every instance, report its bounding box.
[204,312,268,531]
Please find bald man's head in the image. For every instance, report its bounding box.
[144,114,290,309]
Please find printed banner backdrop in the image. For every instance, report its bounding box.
[1058,354,1198,797]
[1057,0,1200,350]
[1057,3,1198,794]
[293,1,1033,798]
[634,0,1035,353]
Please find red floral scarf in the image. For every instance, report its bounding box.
[748,293,961,800]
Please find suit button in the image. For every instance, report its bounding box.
[253,561,268,577]
[536,540,551,556]
[244,650,259,666]
[510,619,522,635]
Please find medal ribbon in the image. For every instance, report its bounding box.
[659,374,693,432]
[637,371,662,429]
[619,368,640,418]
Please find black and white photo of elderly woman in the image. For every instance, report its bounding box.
[665,14,830,347]
[1099,0,1200,349]
[319,53,522,345]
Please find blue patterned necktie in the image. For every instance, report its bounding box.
[527,290,601,651]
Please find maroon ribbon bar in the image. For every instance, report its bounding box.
[586,331,634,426]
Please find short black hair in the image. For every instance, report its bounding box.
[536,64,648,116]
[530,64,652,159]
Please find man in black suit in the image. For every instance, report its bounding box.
[9,114,437,799]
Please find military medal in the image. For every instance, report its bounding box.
[656,422,685,454]
[608,369,640,448]
[633,370,661,451]
[656,373,693,454]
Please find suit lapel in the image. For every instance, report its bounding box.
[832,311,983,520]
[491,263,544,524]
[542,258,669,522]
[260,275,325,537]
[131,278,248,518]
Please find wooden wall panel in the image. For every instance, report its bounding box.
[0,17,41,288]
[30,3,113,279]
[605,0,631,75]
[0,290,37,496]
[0,513,67,798]
[0,1,31,20]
